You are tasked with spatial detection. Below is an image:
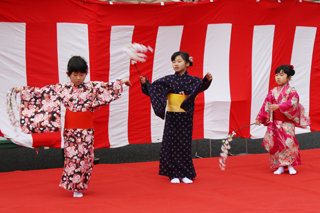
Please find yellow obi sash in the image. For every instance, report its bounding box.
[167,93,188,112]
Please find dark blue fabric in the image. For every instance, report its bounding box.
[141,71,211,119]
[141,71,211,180]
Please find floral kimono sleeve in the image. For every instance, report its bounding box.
[90,80,123,110]
[279,88,311,128]
[20,84,62,134]
[255,90,273,125]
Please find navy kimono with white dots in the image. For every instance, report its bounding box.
[141,71,211,180]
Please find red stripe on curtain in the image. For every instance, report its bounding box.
[90,24,112,149]
[309,31,320,131]
[180,24,208,139]
[26,23,59,87]
[269,26,295,90]
[229,25,253,138]
[128,26,158,144]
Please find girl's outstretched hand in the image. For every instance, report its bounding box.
[122,78,132,87]
[205,72,212,81]
[14,86,21,93]
[255,121,262,126]
[140,76,147,85]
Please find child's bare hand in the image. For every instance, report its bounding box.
[122,78,132,87]
[14,86,21,93]
[140,76,146,85]
[205,72,212,81]
[255,121,262,126]
[269,104,279,111]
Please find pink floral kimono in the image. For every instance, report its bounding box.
[256,83,311,169]
[19,80,123,192]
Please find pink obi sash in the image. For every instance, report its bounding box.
[273,110,292,123]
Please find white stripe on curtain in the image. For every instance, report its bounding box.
[108,26,134,148]
[57,23,90,83]
[150,25,184,143]
[250,25,275,139]
[0,22,33,148]
[290,26,316,134]
[203,23,232,139]
[57,23,90,148]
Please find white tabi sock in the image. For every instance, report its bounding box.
[170,178,180,184]
[181,177,193,184]
[273,166,284,175]
[73,192,83,198]
[288,165,297,175]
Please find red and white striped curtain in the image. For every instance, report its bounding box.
[0,0,319,149]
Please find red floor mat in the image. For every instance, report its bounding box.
[1,149,320,212]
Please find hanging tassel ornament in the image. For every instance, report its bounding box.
[219,123,255,170]
[6,88,21,137]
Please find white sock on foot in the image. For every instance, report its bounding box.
[171,178,180,184]
[73,192,83,198]
[274,166,284,175]
[181,177,193,184]
[288,165,297,175]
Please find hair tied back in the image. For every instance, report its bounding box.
[189,56,194,66]
[290,65,295,76]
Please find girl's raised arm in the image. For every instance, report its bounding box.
[122,78,132,87]
[205,72,212,81]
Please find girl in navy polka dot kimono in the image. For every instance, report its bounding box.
[140,51,212,184]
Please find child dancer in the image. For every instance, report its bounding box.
[255,65,311,175]
[13,56,132,197]
[140,51,212,184]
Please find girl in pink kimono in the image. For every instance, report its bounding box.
[255,65,311,175]
[14,56,132,197]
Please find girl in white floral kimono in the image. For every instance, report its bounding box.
[13,56,132,197]
[255,65,311,175]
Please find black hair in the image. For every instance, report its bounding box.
[171,51,193,66]
[275,65,295,77]
[67,56,88,76]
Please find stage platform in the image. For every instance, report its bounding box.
[1,149,320,212]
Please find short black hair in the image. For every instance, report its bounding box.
[67,56,88,76]
[275,65,295,77]
[171,51,193,66]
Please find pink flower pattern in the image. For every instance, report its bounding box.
[20,80,123,192]
[256,83,311,169]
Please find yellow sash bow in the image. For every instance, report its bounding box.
[167,93,188,112]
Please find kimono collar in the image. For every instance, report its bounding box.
[70,82,85,88]
[174,70,189,76]
[277,82,290,90]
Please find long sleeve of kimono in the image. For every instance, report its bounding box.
[255,90,273,125]
[180,77,212,114]
[141,78,170,120]
[278,88,311,128]
[20,84,62,134]
[90,79,123,110]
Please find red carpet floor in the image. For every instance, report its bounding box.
[1,149,320,213]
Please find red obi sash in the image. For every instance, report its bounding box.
[273,110,291,123]
[65,109,93,129]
